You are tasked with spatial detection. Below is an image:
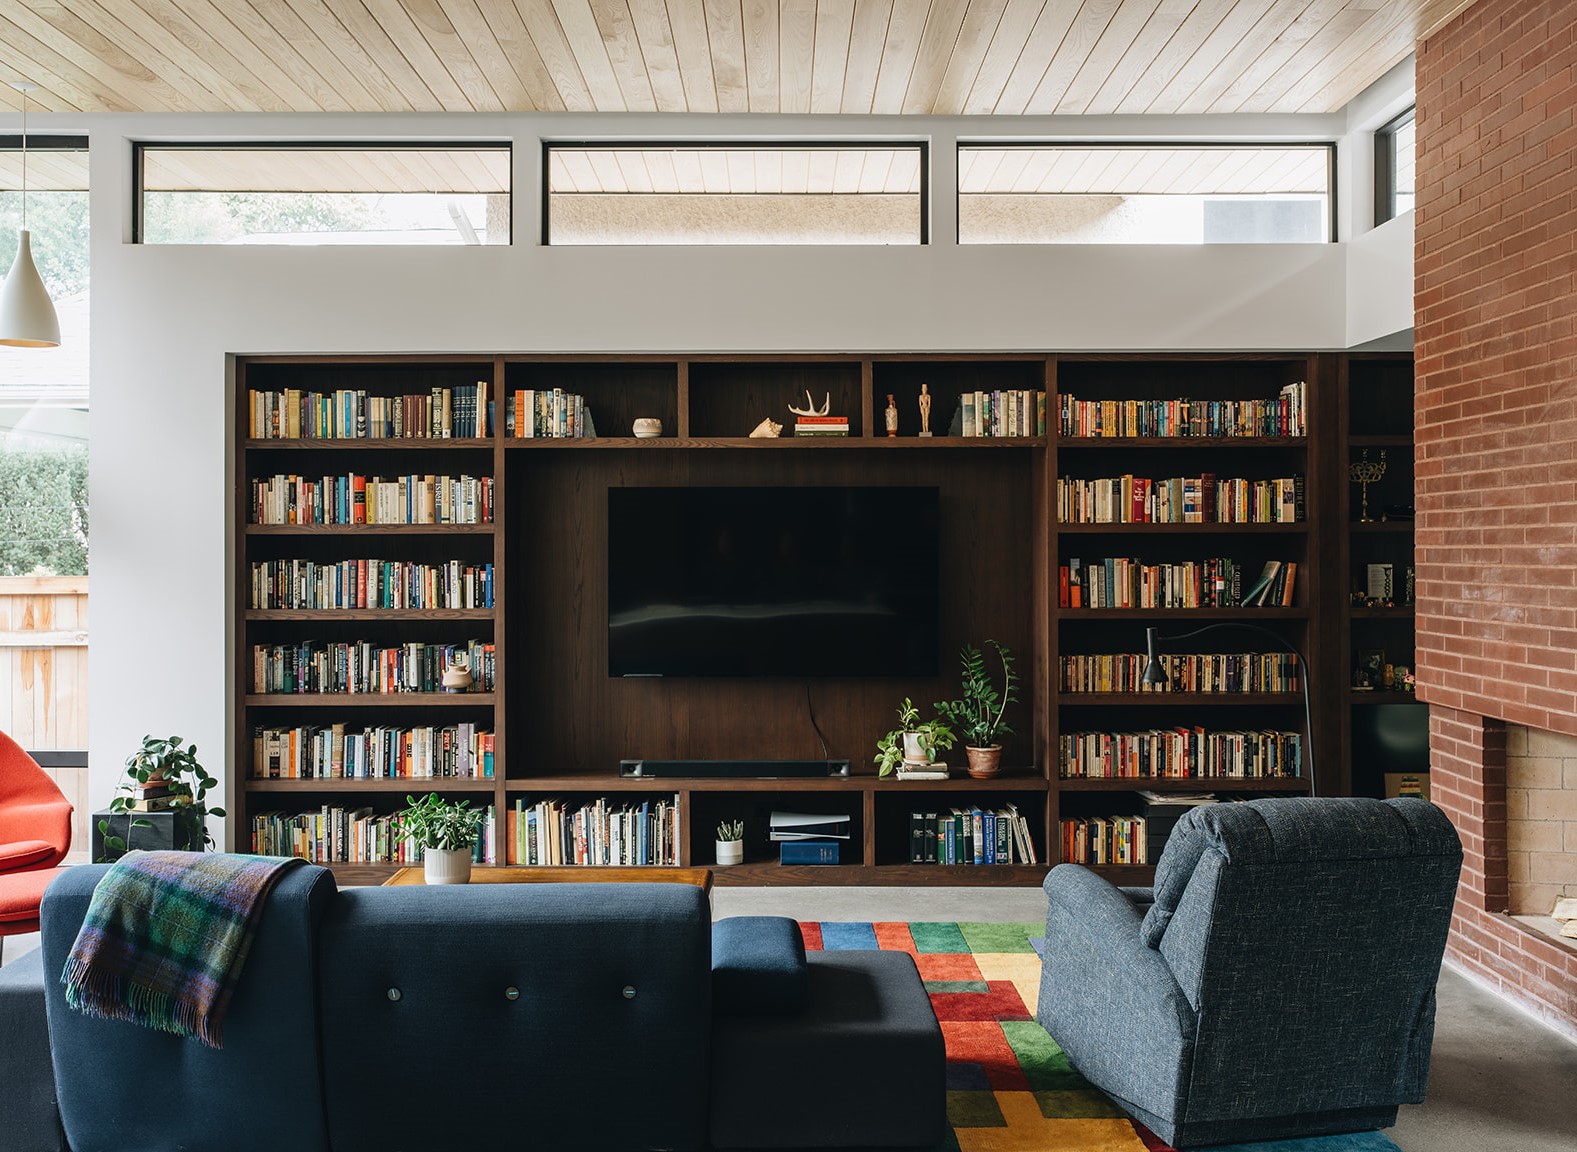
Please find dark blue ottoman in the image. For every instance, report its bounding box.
[0,946,67,1152]
[711,918,945,1149]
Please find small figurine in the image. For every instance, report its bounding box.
[918,383,933,437]
[885,394,898,437]
[749,417,783,438]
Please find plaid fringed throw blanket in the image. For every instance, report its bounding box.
[61,850,303,1048]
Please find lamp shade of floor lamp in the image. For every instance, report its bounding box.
[1142,623,1317,796]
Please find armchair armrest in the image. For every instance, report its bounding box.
[0,840,56,872]
[1037,865,1195,1124]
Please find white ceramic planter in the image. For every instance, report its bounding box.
[423,846,474,885]
[902,732,930,763]
[715,839,744,867]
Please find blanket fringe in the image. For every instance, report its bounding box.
[62,958,222,1049]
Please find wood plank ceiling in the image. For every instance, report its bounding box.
[0,0,1472,118]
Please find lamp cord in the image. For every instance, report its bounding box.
[805,682,830,763]
[18,86,26,231]
[1152,622,1317,797]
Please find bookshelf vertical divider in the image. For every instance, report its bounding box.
[231,351,1403,886]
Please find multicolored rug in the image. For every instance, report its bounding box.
[801,922,1401,1152]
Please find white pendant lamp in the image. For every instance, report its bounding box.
[0,81,60,349]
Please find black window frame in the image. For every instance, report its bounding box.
[541,139,930,246]
[1374,107,1416,226]
[131,140,514,245]
[954,140,1339,245]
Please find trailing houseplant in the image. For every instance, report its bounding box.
[98,735,226,862]
[874,697,956,778]
[400,792,487,884]
[936,641,1019,779]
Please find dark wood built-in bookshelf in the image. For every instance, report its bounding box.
[231,351,1410,885]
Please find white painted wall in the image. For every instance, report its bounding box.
[53,108,1409,831]
[1348,211,1415,347]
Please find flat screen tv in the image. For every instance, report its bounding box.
[608,486,939,678]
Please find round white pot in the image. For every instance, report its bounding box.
[902,732,931,764]
[715,839,744,867]
[423,846,474,885]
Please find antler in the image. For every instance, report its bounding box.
[787,390,831,417]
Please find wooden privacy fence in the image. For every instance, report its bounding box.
[0,576,89,859]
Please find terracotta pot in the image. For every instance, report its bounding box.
[965,745,1002,780]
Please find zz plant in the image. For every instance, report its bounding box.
[936,641,1019,750]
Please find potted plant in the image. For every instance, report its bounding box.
[874,697,956,778]
[715,819,745,867]
[936,641,1019,779]
[400,792,486,884]
[97,735,226,862]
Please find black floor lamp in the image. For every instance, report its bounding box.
[1141,624,1317,796]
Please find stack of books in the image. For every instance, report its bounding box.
[129,779,176,812]
[793,415,850,437]
[769,811,849,864]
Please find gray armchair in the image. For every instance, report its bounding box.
[1036,796,1462,1148]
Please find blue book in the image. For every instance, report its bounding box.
[779,840,839,865]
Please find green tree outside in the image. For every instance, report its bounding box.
[0,443,88,575]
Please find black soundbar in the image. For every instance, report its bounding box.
[619,758,851,779]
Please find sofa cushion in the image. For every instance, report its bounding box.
[711,950,945,1149]
[318,883,712,1152]
[713,915,810,1015]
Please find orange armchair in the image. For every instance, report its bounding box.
[0,730,73,948]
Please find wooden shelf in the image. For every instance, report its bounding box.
[245,693,495,707]
[1348,434,1411,448]
[244,438,493,450]
[245,524,494,536]
[1055,437,1308,449]
[245,777,496,792]
[1349,605,1414,618]
[1057,776,1309,792]
[1058,607,1308,620]
[709,862,1050,886]
[1056,522,1307,534]
[502,436,1044,450]
[1058,693,1302,706]
[1349,690,1424,705]
[1348,521,1414,533]
[1082,864,1156,884]
[245,608,495,621]
[503,773,1049,794]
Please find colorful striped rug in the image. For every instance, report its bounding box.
[801,921,1401,1152]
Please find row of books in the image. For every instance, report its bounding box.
[250,473,495,526]
[251,804,498,864]
[247,383,491,440]
[1060,557,1298,609]
[1058,383,1307,439]
[251,639,496,695]
[506,389,592,438]
[908,805,1038,865]
[794,415,850,437]
[249,558,495,611]
[1057,473,1305,524]
[506,796,681,866]
[1059,728,1304,780]
[961,390,1045,438]
[1060,651,1301,694]
[250,723,494,779]
[1060,816,1148,866]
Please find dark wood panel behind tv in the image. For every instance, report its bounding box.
[505,447,1035,775]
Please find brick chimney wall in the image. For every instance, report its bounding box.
[1416,0,1577,1034]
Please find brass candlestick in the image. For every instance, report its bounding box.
[1349,449,1387,522]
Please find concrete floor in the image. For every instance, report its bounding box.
[11,886,1576,1152]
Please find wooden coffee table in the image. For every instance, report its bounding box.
[384,865,713,894]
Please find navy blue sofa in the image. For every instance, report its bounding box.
[11,865,943,1152]
[1036,796,1462,1148]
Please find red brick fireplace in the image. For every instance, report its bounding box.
[1416,0,1577,1035]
